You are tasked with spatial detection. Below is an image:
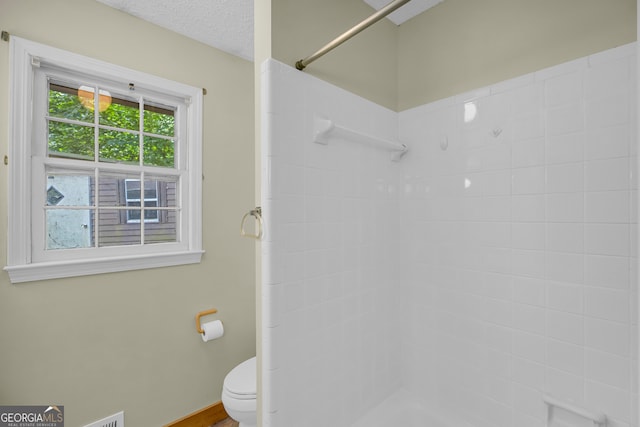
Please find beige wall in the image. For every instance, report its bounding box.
[268,0,636,111]
[0,1,255,426]
[271,0,399,111]
[398,0,637,110]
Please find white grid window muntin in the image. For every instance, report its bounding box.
[6,37,203,283]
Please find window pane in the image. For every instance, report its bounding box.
[127,201,142,222]
[99,129,139,164]
[48,82,93,123]
[143,180,158,200]
[143,201,159,221]
[48,121,95,160]
[100,93,139,130]
[97,209,141,247]
[46,209,93,249]
[143,175,177,244]
[45,172,94,207]
[144,225,176,244]
[148,175,178,208]
[98,172,138,207]
[144,101,175,136]
[126,180,142,201]
[144,207,177,244]
[143,136,174,167]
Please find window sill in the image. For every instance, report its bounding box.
[4,250,204,283]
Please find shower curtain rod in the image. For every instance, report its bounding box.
[295,0,412,71]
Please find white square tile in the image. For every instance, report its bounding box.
[513,276,546,307]
[545,71,583,107]
[547,338,584,376]
[547,222,584,253]
[546,103,584,136]
[512,249,546,278]
[547,193,584,222]
[513,138,545,168]
[481,196,512,222]
[483,272,514,300]
[585,348,631,390]
[545,367,585,405]
[513,330,547,363]
[486,324,513,353]
[512,194,546,222]
[514,112,545,141]
[584,255,630,290]
[512,382,546,420]
[481,144,513,171]
[585,316,630,356]
[480,222,512,247]
[512,356,546,389]
[585,125,630,160]
[512,82,544,114]
[586,56,631,100]
[584,223,630,256]
[512,222,546,250]
[513,303,546,335]
[486,376,515,408]
[546,162,584,193]
[547,310,584,345]
[584,287,630,323]
[546,252,584,284]
[586,94,630,129]
[547,281,583,314]
[513,166,546,195]
[546,132,585,165]
[484,297,514,327]
[585,191,630,223]
[486,348,513,378]
[585,157,630,191]
[483,170,512,196]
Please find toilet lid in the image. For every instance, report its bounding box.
[223,357,256,398]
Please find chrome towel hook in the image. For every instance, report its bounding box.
[240,207,263,240]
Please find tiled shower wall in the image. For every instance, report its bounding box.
[261,59,403,427]
[263,43,639,427]
[399,43,638,427]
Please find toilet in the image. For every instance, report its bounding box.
[221,357,256,427]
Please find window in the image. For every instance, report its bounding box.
[5,37,203,283]
[124,179,160,224]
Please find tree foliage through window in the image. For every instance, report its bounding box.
[48,84,176,168]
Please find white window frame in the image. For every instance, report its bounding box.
[5,37,203,283]
[124,179,161,224]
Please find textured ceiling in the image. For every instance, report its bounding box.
[95,0,254,60]
[95,0,441,61]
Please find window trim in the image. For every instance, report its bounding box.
[5,37,204,283]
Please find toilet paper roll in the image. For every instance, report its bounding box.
[201,319,224,342]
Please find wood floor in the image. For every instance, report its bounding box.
[211,418,239,427]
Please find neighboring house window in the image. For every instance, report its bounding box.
[124,179,160,224]
[5,37,203,283]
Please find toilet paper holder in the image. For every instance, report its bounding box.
[196,308,218,334]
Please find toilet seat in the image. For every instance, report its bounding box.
[223,357,256,400]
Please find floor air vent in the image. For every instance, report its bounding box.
[83,411,124,427]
